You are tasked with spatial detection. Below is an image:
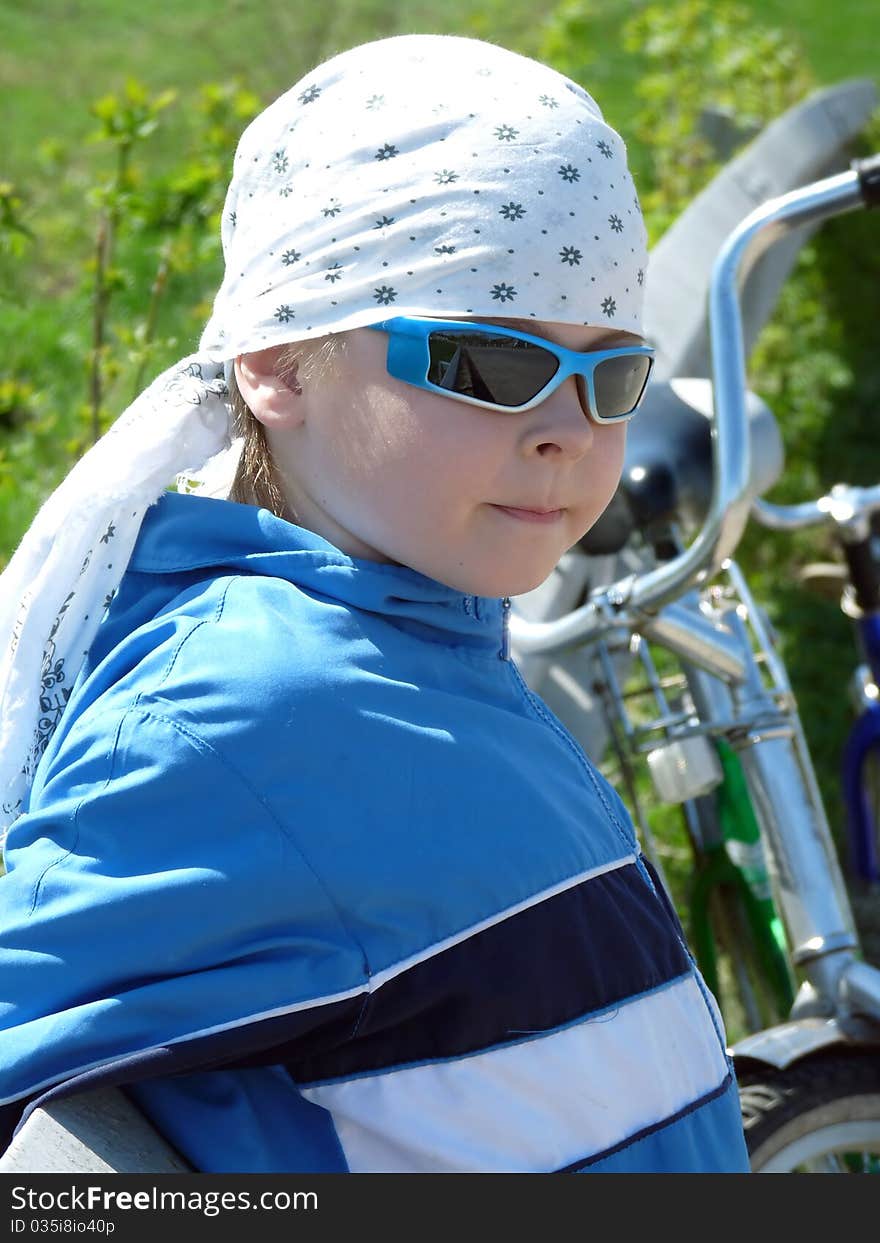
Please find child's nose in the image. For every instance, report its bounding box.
[520,376,595,461]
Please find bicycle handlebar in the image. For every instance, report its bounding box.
[509,155,880,656]
[753,483,880,538]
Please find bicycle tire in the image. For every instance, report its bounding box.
[685,792,794,1041]
[738,1051,880,1172]
[709,881,791,1038]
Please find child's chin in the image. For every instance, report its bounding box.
[427,550,561,599]
[461,566,557,600]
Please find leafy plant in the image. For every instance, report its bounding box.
[0,182,34,259]
[0,377,37,432]
[83,80,178,445]
[0,73,265,560]
[628,0,814,237]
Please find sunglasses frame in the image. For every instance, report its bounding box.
[367,316,655,424]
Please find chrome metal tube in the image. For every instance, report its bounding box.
[679,659,736,733]
[732,731,858,981]
[639,603,747,683]
[751,497,826,531]
[839,959,880,1025]
[724,560,792,695]
[507,593,613,656]
[753,483,880,533]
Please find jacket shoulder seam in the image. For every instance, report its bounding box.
[29,709,131,915]
[115,699,373,980]
[151,576,236,691]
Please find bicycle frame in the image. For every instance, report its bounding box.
[509,156,880,1039]
[842,612,880,882]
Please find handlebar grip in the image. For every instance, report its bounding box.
[842,535,880,613]
[852,154,880,208]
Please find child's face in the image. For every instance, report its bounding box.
[255,317,636,598]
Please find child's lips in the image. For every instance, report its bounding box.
[490,504,565,524]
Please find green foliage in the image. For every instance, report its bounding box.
[141,82,261,238]
[0,376,37,432]
[0,72,262,556]
[0,76,263,484]
[80,81,180,445]
[89,79,178,152]
[0,181,34,258]
[538,0,597,74]
[620,0,814,238]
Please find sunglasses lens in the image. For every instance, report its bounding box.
[427,331,559,408]
[592,353,652,420]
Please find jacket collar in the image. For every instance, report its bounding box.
[130,491,506,648]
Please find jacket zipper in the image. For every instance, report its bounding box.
[500,596,511,661]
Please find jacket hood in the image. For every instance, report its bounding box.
[129,490,506,646]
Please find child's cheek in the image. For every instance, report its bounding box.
[594,423,628,492]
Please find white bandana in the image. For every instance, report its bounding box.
[0,34,648,835]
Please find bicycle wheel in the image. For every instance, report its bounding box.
[738,1052,880,1172]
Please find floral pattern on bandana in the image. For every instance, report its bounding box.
[201,34,648,359]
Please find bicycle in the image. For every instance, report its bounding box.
[508,153,880,1171]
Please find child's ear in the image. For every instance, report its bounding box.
[235,346,303,427]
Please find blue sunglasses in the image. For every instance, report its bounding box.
[367,316,654,424]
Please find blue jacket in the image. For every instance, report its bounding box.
[0,491,749,1173]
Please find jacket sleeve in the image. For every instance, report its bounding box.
[0,694,368,1113]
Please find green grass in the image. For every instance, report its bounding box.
[2,0,877,182]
